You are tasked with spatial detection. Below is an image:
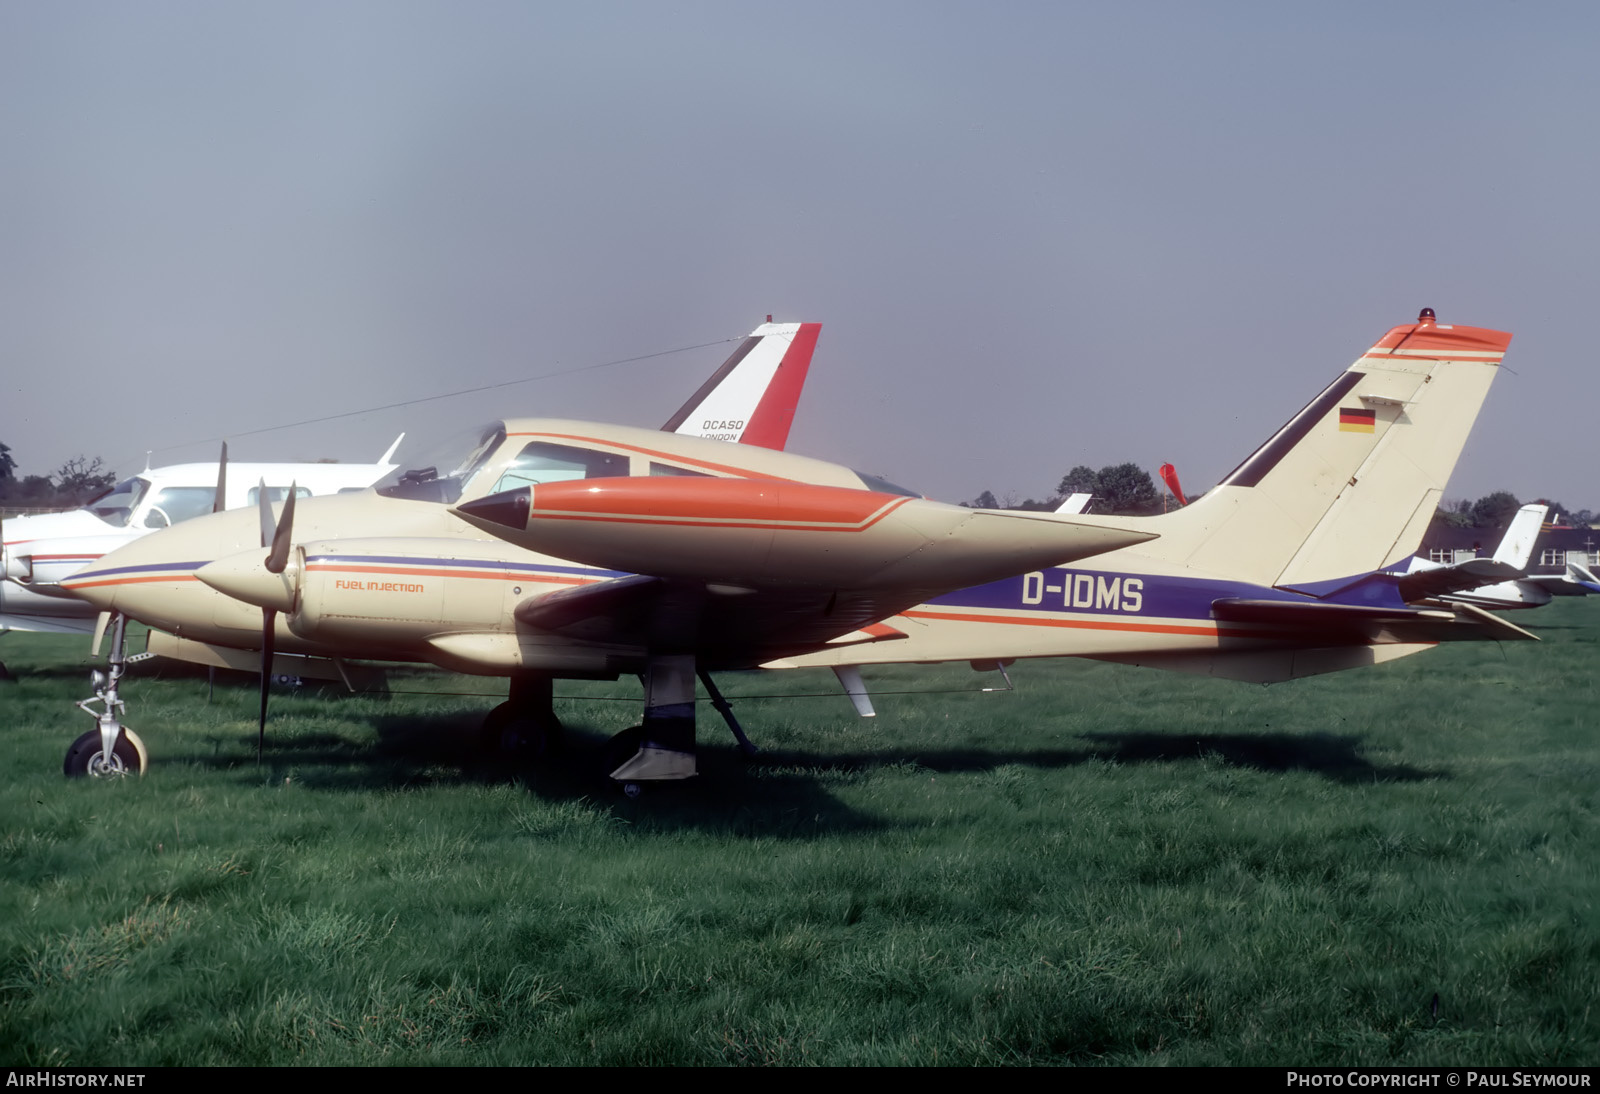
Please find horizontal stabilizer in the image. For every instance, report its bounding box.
[1397,557,1522,603]
[1215,598,1451,627]
[1211,596,1536,644]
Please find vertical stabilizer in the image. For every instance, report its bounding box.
[1491,504,1548,570]
[661,321,822,450]
[1129,310,1511,589]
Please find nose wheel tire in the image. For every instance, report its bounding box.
[63,727,147,778]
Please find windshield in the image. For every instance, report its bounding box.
[375,423,506,504]
[86,477,151,527]
[141,486,220,529]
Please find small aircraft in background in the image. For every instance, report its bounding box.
[1529,557,1600,598]
[0,438,404,641]
[59,310,1531,793]
[1389,503,1557,610]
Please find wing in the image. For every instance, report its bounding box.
[515,575,915,669]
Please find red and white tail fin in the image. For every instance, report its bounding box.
[661,320,821,450]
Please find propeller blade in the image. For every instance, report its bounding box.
[266,484,297,575]
[258,479,274,550]
[259,607,275,762]
[213,442,228,514]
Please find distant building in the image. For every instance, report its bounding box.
[1417,521,1600,576]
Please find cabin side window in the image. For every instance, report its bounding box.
[247,485,314,505]
[486,442,630,494]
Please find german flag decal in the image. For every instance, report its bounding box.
[1339,407,1377,433]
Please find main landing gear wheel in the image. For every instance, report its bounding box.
[479,701,563,763]
[63,727,148,778]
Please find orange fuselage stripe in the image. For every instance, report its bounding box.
[901,608,1263,640]
[305,563,598,587]
[64,574,202,590]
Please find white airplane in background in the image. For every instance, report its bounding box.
[1529,556,1600,598]
[0,438,405,641]
[1393,504,1600,609]
[1390,503,1552,609]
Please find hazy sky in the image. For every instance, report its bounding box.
[3,2,1597,510]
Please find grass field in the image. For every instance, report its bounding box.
[2,604,1597,1066]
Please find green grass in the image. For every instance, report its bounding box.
[1,605,1596,1065]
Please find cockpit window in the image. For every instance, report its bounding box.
[141,487,218,529]
[486,442,630,494]
[87,477,151,527]
[375,423,506,504]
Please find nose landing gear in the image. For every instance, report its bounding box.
[65,613,148,778]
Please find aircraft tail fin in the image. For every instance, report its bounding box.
[1491,504,1548,570]
[1126,310,1512,589]
[377,433,405,466]
[661,320,821,450]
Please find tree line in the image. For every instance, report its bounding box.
[1434,492,1592,529]
[0,442,118,509]
[964,463,1168,515]
[965,461,1592,528]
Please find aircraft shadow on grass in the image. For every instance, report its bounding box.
[1075,730,1439,783]
[172,690,1440,842]
[184,708,890,836]
[747,729,1439,786]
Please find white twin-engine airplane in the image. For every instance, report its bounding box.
[60,310,1529,791]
